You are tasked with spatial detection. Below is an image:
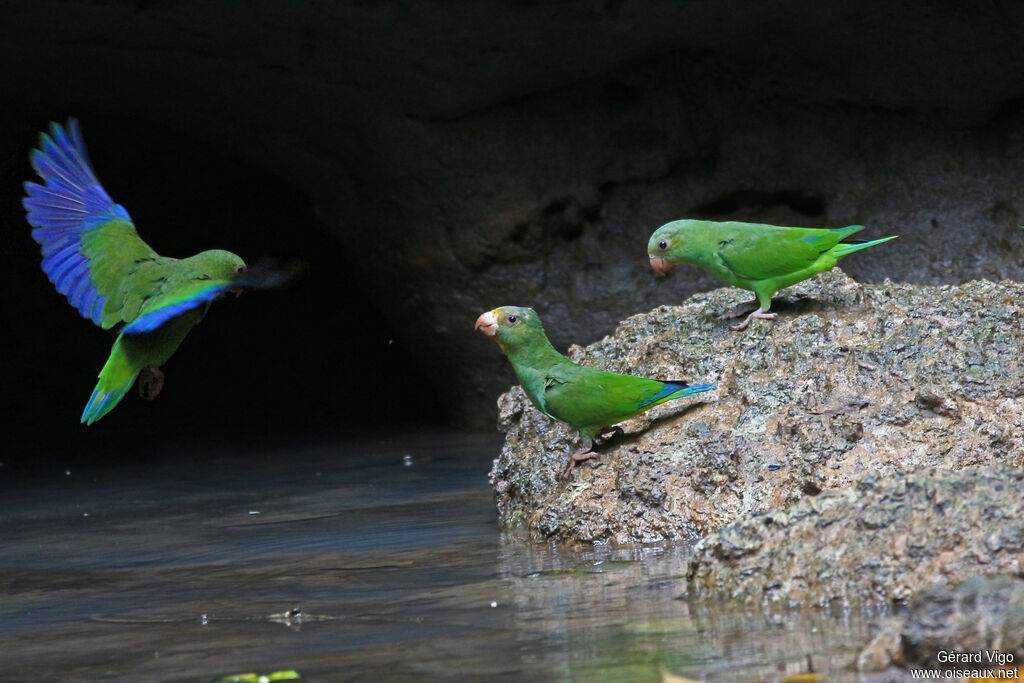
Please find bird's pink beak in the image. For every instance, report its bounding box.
[649,254,674,276]
[475,310,498,337]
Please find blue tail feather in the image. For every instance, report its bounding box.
[672,383,716,394]
[81,385,129,426]
[639,381,716,407]
[832,235,897,257]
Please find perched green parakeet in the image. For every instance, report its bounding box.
[647,219,897,331]
[476,306,715,477]
[23,119,294,425]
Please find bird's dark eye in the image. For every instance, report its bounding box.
[507,314,518,324]
[234,264,246,276]
[657,239,668,251]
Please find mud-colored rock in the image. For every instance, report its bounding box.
[489,270,1024,546]
[686,466,1024,605]
[858,575,1024,676]
[857,623,903,672]
[900,575,1024,667]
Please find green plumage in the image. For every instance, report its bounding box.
[79,249,246,425]
[23,118,258,425]
[477,306,715,448]
[79,219,161,329]
[83,308,205,425]
[647,219,897,329]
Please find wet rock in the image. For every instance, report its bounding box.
[686,466,1024,606]
[489,271,1024,550]
[900,575,1024,667]
[857,575,1024,675]
[857,621,903,672]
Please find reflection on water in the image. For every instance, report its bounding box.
[0,433,880,681]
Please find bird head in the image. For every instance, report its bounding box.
[475,306,544,352]
[647,221,685,276]
[193,249,247,296]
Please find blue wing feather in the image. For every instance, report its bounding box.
[119,259,298,334]
[42,243,78,271]
[121,282,231,335]
[23,118,130,326]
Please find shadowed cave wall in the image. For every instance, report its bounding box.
[2,1,1024,452]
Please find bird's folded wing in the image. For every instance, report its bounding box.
[23,119,158,329]
[546,364,662,412]
[716,225,843,279]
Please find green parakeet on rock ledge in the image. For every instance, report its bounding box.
[476,306,715,478]
[648,219,896,331]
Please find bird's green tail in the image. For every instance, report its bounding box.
[639,382,716,408]
[832,235,898,258]
[81,334,141,425]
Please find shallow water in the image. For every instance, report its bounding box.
[0,433,882,682]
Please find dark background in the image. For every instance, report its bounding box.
[3,2,1024,463]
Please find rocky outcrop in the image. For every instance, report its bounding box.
[686,466,1024,606]
[858,575,1024,675]
[489,271,1024,550]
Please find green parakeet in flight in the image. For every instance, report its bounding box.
[23,118,295,425]
[476,306,715,477]
[647,219,897,331]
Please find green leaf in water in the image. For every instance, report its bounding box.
[215,670,301,683]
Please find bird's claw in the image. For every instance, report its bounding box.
[730,310,777,332]
[560,449,599,480]
[717,300,761,321]
[138,366,165,400]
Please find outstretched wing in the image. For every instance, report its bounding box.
[23,118,159,329]
[716,222,862,280]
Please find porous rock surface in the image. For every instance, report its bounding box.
[857,575,1024,675]
[488,270,1024,557]
[687,465,1024,606]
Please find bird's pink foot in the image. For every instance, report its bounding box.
[560,449,599,480]
[717,300,761,321]
[730,309,777,332]
[138,366,165,400]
